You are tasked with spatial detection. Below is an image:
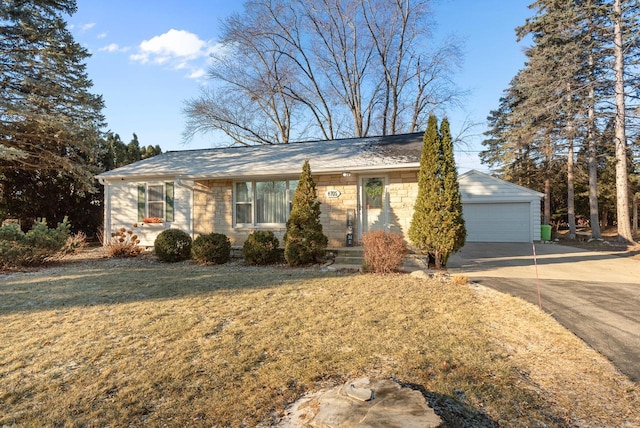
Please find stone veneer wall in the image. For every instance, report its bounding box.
[385,170,419,240]
[314,174,358,247]
[192,170,419,248]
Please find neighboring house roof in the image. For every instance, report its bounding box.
[459,169,544,202]
[97,132,425,181]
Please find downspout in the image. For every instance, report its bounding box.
[97,176,110,246]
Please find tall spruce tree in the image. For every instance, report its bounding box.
[1,0,104,233]
[409,115,465,268]
[0,0,105,183]
[284,160,328,266]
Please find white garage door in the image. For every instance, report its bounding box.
[463,202,531,242]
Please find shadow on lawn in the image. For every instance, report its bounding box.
[398,379,573,428]
[0,257,347,316]
[391,379,499,428]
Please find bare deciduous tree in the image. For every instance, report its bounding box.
[184,0,464,145]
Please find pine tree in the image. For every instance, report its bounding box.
[409,115,465,268]
[0,0,105,184]
[284,160,328,266]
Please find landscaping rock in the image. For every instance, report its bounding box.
[278,377,442,427]
[409,270,430,280]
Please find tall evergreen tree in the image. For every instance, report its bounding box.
[0,0,105,184]
[409,115,465,268]
[126,133,142,164]
[612,0,635,243]
[438,117,466,263]
[284,160,328,266]
[1,0,104,234]
[483,0,640,242]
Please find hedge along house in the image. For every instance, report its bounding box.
[96,132,544,247]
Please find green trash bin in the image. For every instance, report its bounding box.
[540,224,552,241]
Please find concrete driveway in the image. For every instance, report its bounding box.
[447,242,640,382]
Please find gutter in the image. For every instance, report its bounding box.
[177,162,422,181]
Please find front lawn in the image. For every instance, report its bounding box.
[1,253,638,426]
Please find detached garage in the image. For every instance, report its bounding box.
[459,170,544,243]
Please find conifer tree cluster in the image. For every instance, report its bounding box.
[409,115,466,268]
[284,160,328,266]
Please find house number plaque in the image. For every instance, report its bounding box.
[326,189,341,198]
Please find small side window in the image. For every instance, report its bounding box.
[137,182,175,221]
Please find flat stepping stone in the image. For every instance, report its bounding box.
[278,377,442,427]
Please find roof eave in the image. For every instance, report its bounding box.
[177,163,422,180]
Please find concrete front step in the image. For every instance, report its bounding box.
[327,247,364,266]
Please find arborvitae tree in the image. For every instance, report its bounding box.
[284,160,328,266]
[409,114,465,269]
[438,117,466,265]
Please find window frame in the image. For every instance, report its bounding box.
[147,184,165,219]
[137,182,174,222]
[233,178,298,228]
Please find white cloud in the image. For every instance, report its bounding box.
[97,32,107,39]
[99,43,130,53]
[131,29,208,65]
[130,29,220,80]
[188,68,206,79]
[81,22,96,32]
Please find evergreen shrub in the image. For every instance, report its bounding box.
[242,231,281,265]
[154,229,192,262]
[408,116,465,268]
[362,230,408,273]
[284,160,328,266]
[192,233,231,265]
[0,218,72,268]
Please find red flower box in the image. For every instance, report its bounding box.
[142,217,163,224]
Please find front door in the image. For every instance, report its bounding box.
[361,176,387,235]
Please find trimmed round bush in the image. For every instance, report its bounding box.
[242,231,280,265]
[154,229,192,262]
[192,233,231,265]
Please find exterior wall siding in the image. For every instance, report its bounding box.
[315,174,359,247]
[106,179,192,247]
[192,172,420,248]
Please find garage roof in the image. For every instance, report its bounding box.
[459,170,544,203]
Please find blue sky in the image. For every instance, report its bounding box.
[68,0,532,173]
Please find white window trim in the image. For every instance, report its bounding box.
[233,178,297,228]
[138,181,174,222]
[146,183,165,219]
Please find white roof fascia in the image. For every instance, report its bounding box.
[97,173,184,183]
[177,162,422,180]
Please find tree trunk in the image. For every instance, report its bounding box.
[613,0,634,243]
[587,51,601,239]
[544,177,551,226]
[566,88,576,240]
[633,194,638,233]
[567,132,576,240]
